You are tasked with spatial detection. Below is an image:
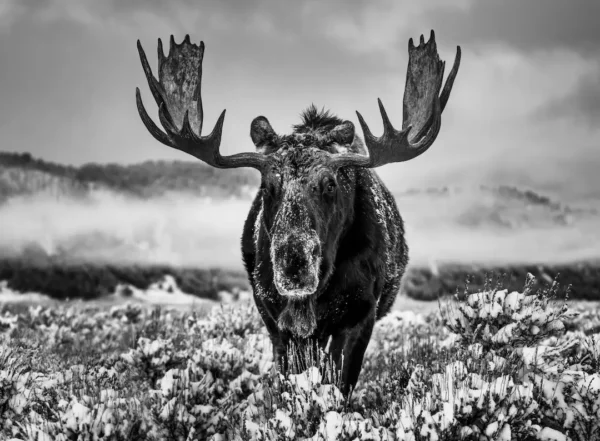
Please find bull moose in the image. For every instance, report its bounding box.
[135,31,461,395]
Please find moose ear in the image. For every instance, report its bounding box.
[329,120,355,145]
[250,116,278,150]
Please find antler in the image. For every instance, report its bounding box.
[135,35,271,170]
[328,30,461,169]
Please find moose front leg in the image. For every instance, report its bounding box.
[271,334,289,373]
[253,301,291,374]
[323,312,376,397]
[264,325,292,375]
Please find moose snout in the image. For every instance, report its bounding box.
[272,234,321,297]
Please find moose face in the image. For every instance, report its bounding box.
[260,146,355,299]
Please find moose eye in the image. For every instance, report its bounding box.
[262,183,277,198]
[324,180,336,194]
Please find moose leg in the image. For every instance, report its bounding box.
[340,315,376,396]
[257,308,290,374]
[273,339,289,373]
[323,313,376,396]
[266,327,290,374]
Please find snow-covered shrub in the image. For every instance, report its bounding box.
[442,274,572,352]
[0,279,598,441]
[437,273,599,440]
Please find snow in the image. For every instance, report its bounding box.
[113,275,215,306]
[538,427,567,441]
[289,366,322,392]
[497,423,511,440]
[0,280,55,303]
[503,291,521,312]
[1,275,216,307]
[323,411,343,439]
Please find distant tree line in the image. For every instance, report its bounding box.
[0,256,250,301]
[402,262,600,301]
[1,251,599,301]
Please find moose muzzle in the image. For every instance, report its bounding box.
[271,230,321,297]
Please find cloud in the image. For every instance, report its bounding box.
[535,68,600,126]
[8,0,600,58]
[424,0,600,55]
[0,191,253,269]
[10,0,408,77]
[311,0,469,61]
[1,0,462,68]
[0,0,24,31]
[0,0,599,205]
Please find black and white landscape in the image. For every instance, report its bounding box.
[1,1,599,439]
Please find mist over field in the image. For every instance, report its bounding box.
[398,188,600,266]
[0,191,253,270]
[1,184,599,271]
[404,217,600,266]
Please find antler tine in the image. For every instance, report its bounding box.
[136,87,175,148]
[137,40,168,113]
[440,46,461,112]
[328,30,461,170]
[135,36,272,171]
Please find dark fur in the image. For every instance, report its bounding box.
[241,106,409,395]
[293,104,345,133]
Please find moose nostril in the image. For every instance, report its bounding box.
[311,242,320,256]
[288,248,308,268]
[277,246,309,279]
[282,258,310,282]
[282,264,300,280]
[272,235,321,286]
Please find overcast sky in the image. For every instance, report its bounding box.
[1,0,599,199]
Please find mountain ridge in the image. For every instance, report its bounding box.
[2,150,594,207]
[2,150,598,233]
[0,151,261,200]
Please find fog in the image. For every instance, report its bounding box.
[0,191,253,269]
[1,187,599,270]
[404,221,600,266]
[398,188,600,266]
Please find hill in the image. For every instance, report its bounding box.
[395,184,598,230]
[0,151,260,200]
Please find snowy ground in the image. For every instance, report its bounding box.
[0,274,599,440]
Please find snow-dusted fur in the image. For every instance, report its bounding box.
[241,106,409,394]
